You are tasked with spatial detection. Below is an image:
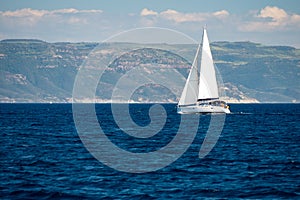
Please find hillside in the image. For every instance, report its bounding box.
[0,39,299,103]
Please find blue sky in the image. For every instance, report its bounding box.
[1,0,300,47]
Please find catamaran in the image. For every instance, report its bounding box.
[177,28,230,114]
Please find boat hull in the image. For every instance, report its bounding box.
[177,105,230,114]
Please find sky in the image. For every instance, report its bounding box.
[0,0,300,47]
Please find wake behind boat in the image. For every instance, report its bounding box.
[177,27,230,114]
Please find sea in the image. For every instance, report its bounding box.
[0,103,299,199]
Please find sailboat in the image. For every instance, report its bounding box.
[177,28,230,114]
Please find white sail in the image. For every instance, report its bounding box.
[198,29,219,100]
[178,43,201,106]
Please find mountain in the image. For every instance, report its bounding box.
[0,39,299,103]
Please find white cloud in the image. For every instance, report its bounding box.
[139,8,230,23]
[53,8,103,15]
[258,6,288,27]
[140,8,158,16]
[213,10,229,19]
[258,6,288,22]
[1,8,48,17]
[0,8,103,27]
[0,8,106,41]
[0,8,103,24]
[160,9,207,23]
[0,8,103,17]
[291,14,300,24]
[240,6,300,31]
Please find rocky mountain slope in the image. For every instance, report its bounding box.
[0,39,299,103]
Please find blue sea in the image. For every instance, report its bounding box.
[0,103,299,199]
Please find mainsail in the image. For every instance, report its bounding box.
[198,28,219,100]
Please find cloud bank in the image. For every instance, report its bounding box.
[240,6,300,31]
[140,8,229,23]
[0,6,299,46]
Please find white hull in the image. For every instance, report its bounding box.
[177,104,230,114]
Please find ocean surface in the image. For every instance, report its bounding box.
[0,103,299,199]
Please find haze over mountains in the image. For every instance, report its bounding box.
[0,39,299,103]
